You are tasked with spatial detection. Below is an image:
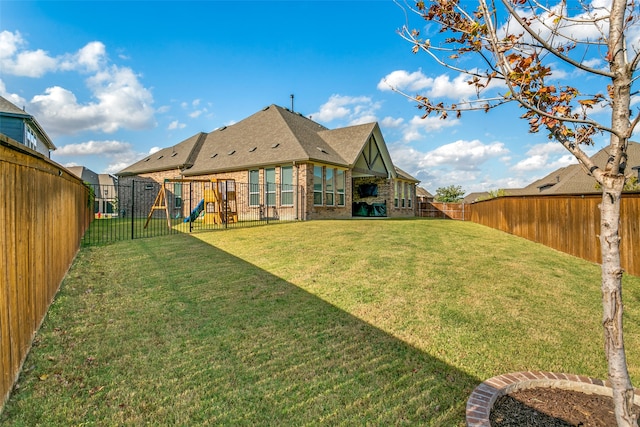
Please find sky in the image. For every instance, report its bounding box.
[1,0,636,194]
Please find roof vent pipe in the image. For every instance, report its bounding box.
[290,94,294,113]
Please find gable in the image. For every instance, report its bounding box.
[352,135,389,178]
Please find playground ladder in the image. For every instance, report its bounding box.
[144,184,171,229]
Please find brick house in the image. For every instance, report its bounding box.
[117,104,419,220]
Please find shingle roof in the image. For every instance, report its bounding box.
[0,95,55,150]
[395,166,420,182]
[318,122,378,166]
[0,96,28,116]
[118,132,207,176]
[515,141,640,195]
[118,104,418,182]
[463,191,490,203]
[416,186,433,198]
[184,105,344,176]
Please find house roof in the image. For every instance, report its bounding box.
[184,105,344,176]
[514,141,640,195]
[0,95,56,150]
[416,186,434,198]
[118,104,418,182]
[463,191,490,203]
[118,132,207,176]
[395,166,420,183]
[0,96,28,116]
[67,166,98,185]
[98,174,117,187]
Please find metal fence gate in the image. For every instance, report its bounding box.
[82,179,305,246]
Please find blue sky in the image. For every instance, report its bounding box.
[1,0,631,194]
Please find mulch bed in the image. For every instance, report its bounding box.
[490,387,640,426]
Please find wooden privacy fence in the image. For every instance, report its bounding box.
[1,135,91,411]
[465,194,640,277]
[418,201,466,220]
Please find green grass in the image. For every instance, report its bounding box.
[3,219,639,425]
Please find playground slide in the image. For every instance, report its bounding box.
[184,199,205,223]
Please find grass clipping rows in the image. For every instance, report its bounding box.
[3,219,639,425]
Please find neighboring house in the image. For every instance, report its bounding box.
[464,141,640,203]
[416,186,434,203]
[512,141,640,196]
[462,192,490,204]
[0,95,55,157]
[68,166,119,216]
[117,104,419,220]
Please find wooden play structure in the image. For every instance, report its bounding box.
[144,178,238,229]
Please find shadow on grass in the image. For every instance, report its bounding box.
[3,233,479,426]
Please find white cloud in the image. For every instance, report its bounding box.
[379,69,500,102]
[377,69,432,92]
[0,79,27,107]
[30,65,155,136]
[499,0,624,66]
[55,140,132,156]
[1,31,156,137]
[388,139,512,193]
[511,142,577,172]
[311,94,381,125]
[53,140,160,175]
[0,31,108,78]
[60,41,107,72]
[420,139,509,170]
[428,73,481,99]
[0,31,21,59]
[168,120,186,130]
[0,30,57,77]
[380,116,404,128]
[402,115,460,142]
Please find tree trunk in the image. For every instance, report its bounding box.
[599,176,638,426]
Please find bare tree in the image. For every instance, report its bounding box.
[390,0,639,425]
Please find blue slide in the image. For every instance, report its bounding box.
[184,199,205,223]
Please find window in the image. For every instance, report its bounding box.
[265,168,276,206]
[336,170,345,206]
[313,166,323,205]
[25,126,37,150]
[401,182,406,208]
[280,166,294,206]
[394,181,399,208]
[325,168,334,206]
[407,185,412,208]
[249,170,260,206]
[174,182,182,208]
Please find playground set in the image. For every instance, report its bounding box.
[144,178,238,229]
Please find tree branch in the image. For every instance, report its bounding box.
[500,0,614,78]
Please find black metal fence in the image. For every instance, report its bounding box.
[82,179,305,246]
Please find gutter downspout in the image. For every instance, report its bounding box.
[293,161,299,220]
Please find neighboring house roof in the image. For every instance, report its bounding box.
[416,186,434,199]
[0,95,55,151]
[515,141,640,195]
[463,192,490,204]
[118,104,419,183]
[98,174,117,187]
[67,166,99,185]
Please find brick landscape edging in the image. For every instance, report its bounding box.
[466,371,640,426]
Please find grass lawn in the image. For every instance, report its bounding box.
[3,219,639,425]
